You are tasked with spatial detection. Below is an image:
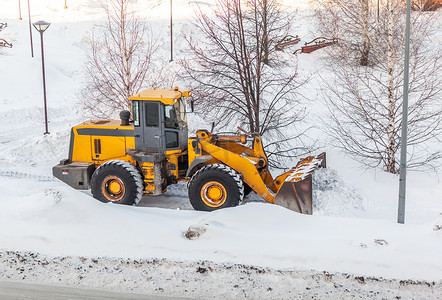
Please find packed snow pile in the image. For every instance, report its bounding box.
[313,167,365,217]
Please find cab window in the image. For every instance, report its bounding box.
[132,101,140,127]
[164,98,187,129]
[165,105,179,129]
[165,131,178,148]
[145,102,159,127]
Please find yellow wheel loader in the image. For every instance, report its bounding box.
[53,88,325,214]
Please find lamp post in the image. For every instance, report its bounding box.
[27,0,33,57]
[64,0,67,9]
[397,0,412,224]
[33,20,51,135]
[18,0,22,20]
[170,0,173,61]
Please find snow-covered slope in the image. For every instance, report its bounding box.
[0,0,441,298]
[2,180,441,281]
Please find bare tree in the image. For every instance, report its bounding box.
[259,0,289,64]
[82,0,157,118]
[182,0,310,167]
[318,0,442,173]
[313,0,373,66]
[412,0,442,11]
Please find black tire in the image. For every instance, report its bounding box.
[243,183,253,197]
[188,164,244,211]
[91,160,143,205]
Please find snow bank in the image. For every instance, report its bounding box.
[0,177,441,282]
[0,251,440,299]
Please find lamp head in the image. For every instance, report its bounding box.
[33,20,51,33]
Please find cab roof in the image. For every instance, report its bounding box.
[129,88,191,105]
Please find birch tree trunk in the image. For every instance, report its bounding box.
[386,0,396,173]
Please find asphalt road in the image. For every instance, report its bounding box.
[0,281,190,300]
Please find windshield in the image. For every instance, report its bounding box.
[165,97,187,129]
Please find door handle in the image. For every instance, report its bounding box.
[134,134,140,137]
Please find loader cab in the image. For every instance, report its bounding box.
[130,88,191,154]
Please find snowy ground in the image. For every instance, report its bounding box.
[0,0,442,298]
[1,250,440,299]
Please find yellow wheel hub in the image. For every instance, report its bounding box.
[108,181,122,194]
[201,181,227,207]
[102,176,125,202]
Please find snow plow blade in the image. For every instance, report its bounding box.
[274,152,326,214]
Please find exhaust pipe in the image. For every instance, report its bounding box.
[120,110,130,126]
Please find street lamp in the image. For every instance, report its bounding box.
[64,0,67,9]
[170,0,173,61]
[27,0,33,57]
[33,20,51,135]
[397,0,412,224]
[18,0,22,20]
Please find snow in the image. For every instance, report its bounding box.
[4,184,440,281]
[0,0,441,298]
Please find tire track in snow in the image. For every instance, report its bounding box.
[0,171,57,182]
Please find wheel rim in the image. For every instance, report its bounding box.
[201,181,227,207]
[102,176,125,202]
